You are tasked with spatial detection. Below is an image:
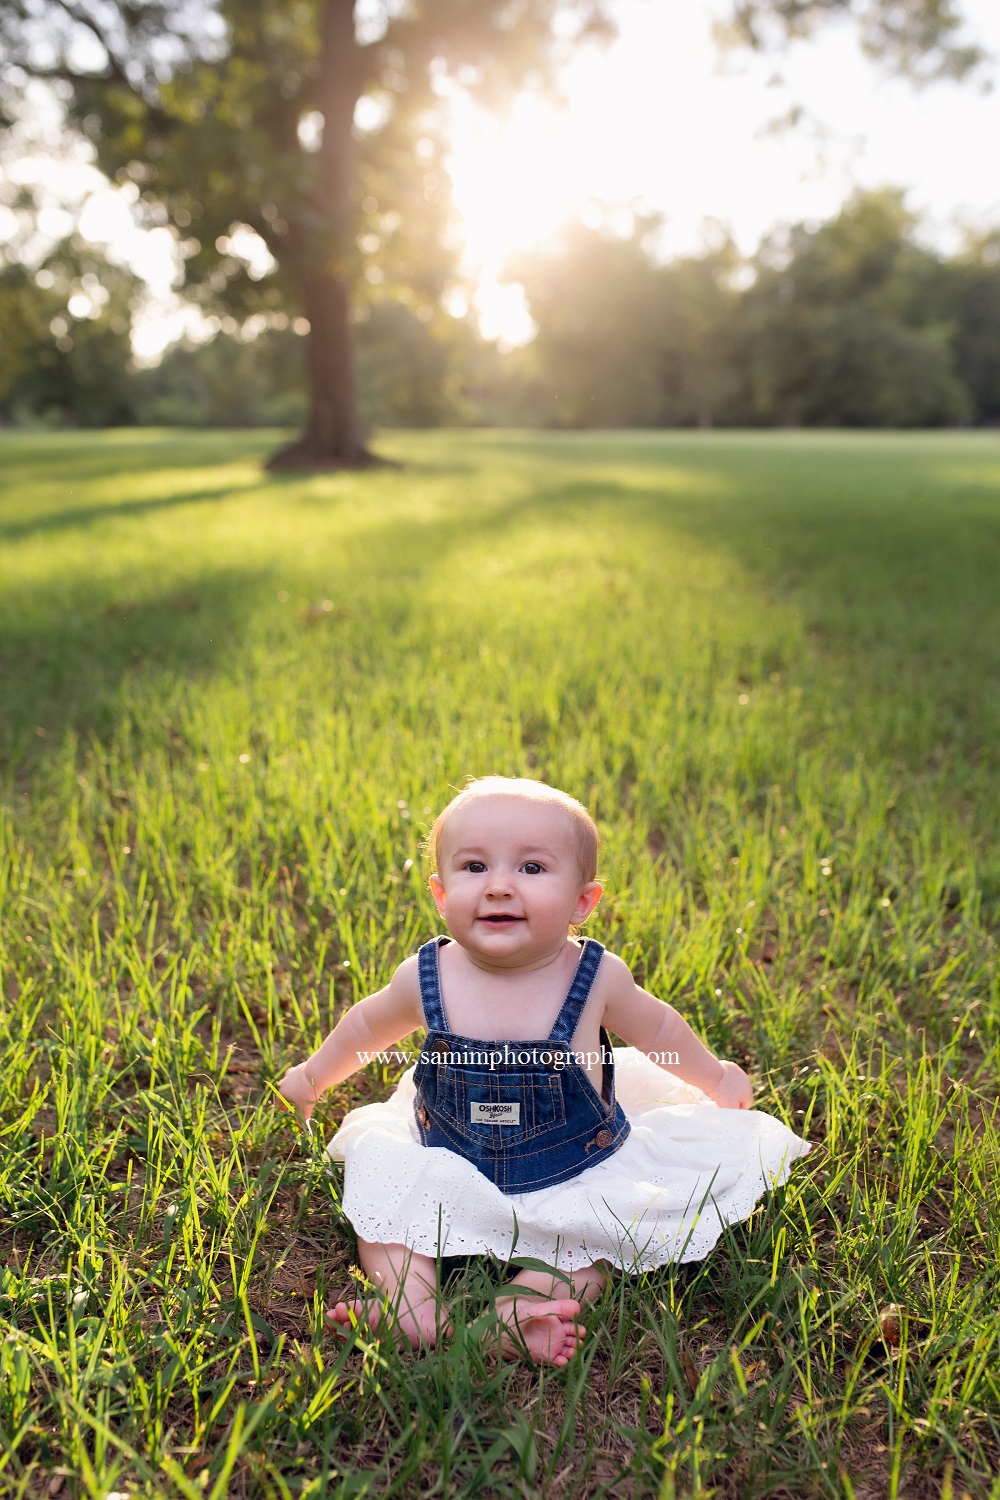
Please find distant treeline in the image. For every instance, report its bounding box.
[3,192,999,430]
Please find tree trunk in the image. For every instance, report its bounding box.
[267,0,380,472]
[268,265,374,470]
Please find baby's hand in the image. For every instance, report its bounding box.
[276,1063,324,1122]
[707,1060,752,1110]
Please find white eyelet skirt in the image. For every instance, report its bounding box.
[325,1049,811,1273]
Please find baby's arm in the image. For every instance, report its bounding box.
[277,956,424,1120]
[601,955,752,1109]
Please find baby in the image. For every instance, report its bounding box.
[278,777,807,1366]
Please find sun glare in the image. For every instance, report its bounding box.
[24,0,999,358]
[448,96,590,268]
[443,0,1000,348]
[446,89,621,345]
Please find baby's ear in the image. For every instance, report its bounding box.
[574,881,603,923]
[429,873,447,916]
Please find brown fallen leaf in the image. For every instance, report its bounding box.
[878,1304,903,1348]
[681,1347,700,1396]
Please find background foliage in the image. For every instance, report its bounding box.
[4,191,1000,431]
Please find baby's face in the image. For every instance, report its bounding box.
[429,795,601,967]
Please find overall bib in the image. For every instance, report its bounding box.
[411,936,630,1193]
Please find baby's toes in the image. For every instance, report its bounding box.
[500,1298,587,1367]
[327,1299,381,1337]
[326,1300,355,1334]
[522,1314,580,1366]
[551,1318,587,1367]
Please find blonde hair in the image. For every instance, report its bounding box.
[428,777,600,883]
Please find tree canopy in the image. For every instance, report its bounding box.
[0,234,138,424]
[496,191,1000,430]
[0,0,615,464]
[722,0,984,81]
[0,0,988,462]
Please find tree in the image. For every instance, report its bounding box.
[0,236,139,424]
[511,222,674,428]
[733,191,969,427]
[721,0,984,83]
[951,234,1000,424]
[512,221,740,428]
[0,0,615,467]
[509,193,995,430]
[0,0,984,467]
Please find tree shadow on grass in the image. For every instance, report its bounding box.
[0,429,281,544]
[0,566,274,765]
[522,438,1000,768]
[4,430,1000,780]
[0,428,281,486]
[1,454,623,770]
[0,482,273,543]
[518,433,1000,646]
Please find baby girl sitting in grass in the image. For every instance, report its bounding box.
[278,777,808,1366]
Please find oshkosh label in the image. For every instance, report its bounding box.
[470,1101,521,1124]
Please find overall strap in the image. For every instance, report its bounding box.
[417,936,451,1031]
[546,939,605,1046]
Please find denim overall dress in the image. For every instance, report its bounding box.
[411,936,630,1194]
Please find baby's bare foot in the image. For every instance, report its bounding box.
[327,1296,447,1350]
[497,1296,586,1368]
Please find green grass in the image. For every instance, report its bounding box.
[1,427,999,1499]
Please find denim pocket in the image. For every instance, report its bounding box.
[442,1067,566,1148]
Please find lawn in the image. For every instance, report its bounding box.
[1,428,998,1499]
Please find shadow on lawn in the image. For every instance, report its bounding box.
[0,465,577,765]
[516,436,1000,760]
[0,566,274,763]
[0,428,280,485]
[456,435,1000,783]
[3,430,999,775]
[0,483,270,543]
[0,433,282,761]
[0,430,279,543]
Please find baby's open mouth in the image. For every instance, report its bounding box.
[480,914,524,924]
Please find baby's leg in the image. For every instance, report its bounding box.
[493,1262,608,1368]
[328,1238,449,1350]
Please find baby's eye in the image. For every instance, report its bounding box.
[464,860,487,873]
[521,861,544,875]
